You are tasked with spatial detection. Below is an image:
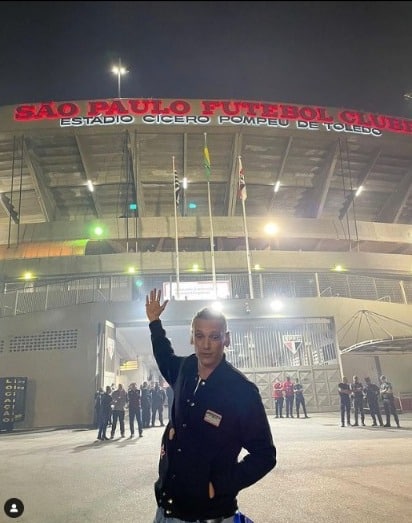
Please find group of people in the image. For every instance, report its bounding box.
[338,374,401,428]
[271,376,309,419]
[94,380,174,441]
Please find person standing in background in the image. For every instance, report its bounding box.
[293,378,309,418]
[283,376,294,418]
[141,381,152,429]
[338,376,352,427]
[128,382,143,438]
[151,382,166,427]
[379,375,401,428]
[97,386,112,441]
[364,377,384,427]
[351,376,366,427]
[272,378,284,418]
[110,384,127,438]
[165,384,174,421]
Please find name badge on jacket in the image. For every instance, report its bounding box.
[204,409,222,427]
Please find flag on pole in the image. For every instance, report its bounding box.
[174,170,181,206]
[204,136,211,180]
[238,157,247,201]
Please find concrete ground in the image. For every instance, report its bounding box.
[1,413,411,523]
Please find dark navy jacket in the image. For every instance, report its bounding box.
[150,319,276,521]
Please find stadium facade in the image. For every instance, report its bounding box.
[0,98,411,429]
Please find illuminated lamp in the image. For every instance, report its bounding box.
[211,301,223,312]
[270,299,283,312]
[188,202,197,209]
[23,271,33,281]
[93,226,103,237]
[264,223,278,235]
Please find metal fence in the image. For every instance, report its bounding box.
[0,271,410,317]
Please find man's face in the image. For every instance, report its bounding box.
[191,318,230,371]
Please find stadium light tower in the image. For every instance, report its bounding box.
[111,58,128,98]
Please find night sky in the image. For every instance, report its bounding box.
[1,1,412,117]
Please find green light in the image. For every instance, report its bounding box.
[94,226,103,237]
[129,203,137,210]
[134,279,143,287]
[188,202,197,209]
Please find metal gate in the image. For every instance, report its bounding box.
[225,317,341,412]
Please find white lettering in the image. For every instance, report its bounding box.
[59,115,135,128]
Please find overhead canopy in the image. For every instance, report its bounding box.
[340,336,412,355]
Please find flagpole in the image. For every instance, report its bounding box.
[172,156,180,300]
[238,156,254,299]
[204,133,217,298]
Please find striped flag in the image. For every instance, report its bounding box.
[174,170,181,206]
[238,157,247,201]
[204,143,211,180]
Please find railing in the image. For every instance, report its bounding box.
[0,271,410,317]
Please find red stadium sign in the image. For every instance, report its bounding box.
[12,98,412,136]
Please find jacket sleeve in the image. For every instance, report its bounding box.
[149,319,183,387]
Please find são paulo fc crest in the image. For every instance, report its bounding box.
[282,334,303,355]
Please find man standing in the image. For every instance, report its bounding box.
[364,377,384,427]
[283,376,294,418]
[146,288,276,523]
[128,382,143,438]
[338,376,352,427]
[151,382,166,427]
[272,378,284,418]
[141,381,152,429]
[379,375,401,428]
[165,385,174,421]
[110,384,127,438]
[293,378,309,418]
[96,386,112,441]
[351,376,366,426]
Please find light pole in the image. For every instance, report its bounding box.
[111,58,127,98]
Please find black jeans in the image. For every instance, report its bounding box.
[151,405,164,426]
[129,407,143,435]
[368,400,383,425]
[295,394,307,416]
[340,399,351,424]
[275,397,284,417]
[142,405,151,428]
[285,396,294,417]
[111,410,125,436]
[383,396,400,426]
[353,396,365,424]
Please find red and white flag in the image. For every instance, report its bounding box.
[238,157,247,201]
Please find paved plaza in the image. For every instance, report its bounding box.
[1,413,412,523]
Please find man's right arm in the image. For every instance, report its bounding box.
[149,319,182,387]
